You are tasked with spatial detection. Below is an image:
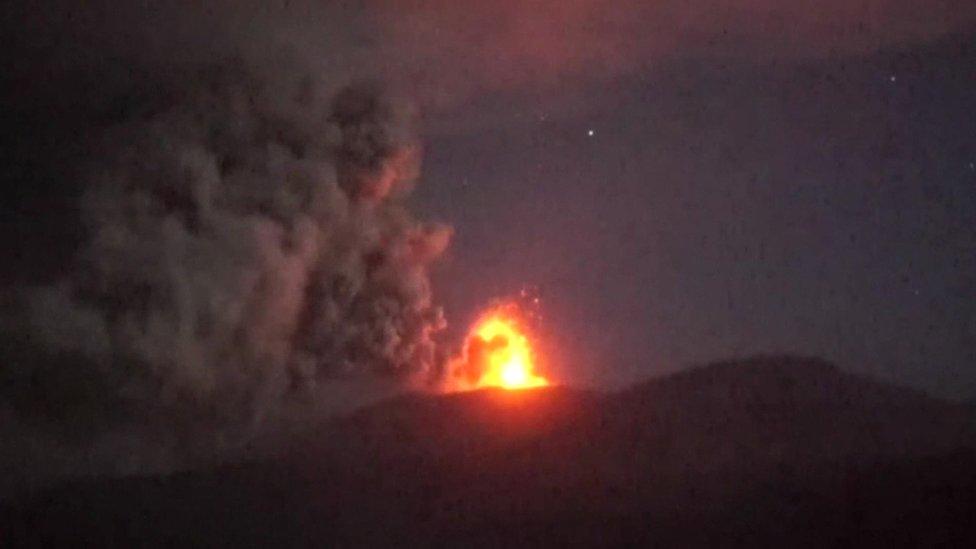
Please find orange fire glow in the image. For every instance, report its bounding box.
[447,306,549,391]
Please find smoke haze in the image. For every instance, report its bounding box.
[0,65,450,489]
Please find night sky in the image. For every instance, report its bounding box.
[1,1,975,482]
[420,31,976,398]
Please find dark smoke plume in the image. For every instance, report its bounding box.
[0,64,450,488]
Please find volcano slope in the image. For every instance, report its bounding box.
[4,356,976,546]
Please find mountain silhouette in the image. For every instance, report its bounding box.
[4,356,975,546]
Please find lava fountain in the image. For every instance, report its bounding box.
[446,303,549,391]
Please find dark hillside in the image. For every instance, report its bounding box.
[4,356,975,546]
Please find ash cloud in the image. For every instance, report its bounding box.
[9,1,976,125]
[0,64,450,489]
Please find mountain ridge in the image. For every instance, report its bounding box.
[4,355,976,546]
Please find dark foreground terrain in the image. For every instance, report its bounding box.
[4,356,976,547]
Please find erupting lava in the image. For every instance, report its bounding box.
[448,305,549,391]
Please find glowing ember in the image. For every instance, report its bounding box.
[448,305,549,391]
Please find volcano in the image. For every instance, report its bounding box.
[4,356,976,546]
